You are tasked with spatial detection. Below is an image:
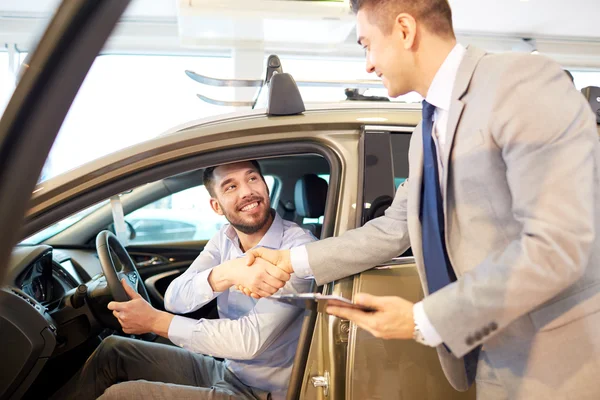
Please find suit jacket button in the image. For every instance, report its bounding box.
[482,327,490,336]
[489,322,498,331]
[466,336,474,346]
[474,332,483,342]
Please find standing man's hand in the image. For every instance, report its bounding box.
[209,254,291,299]
[107,279,174,337]
[326,293,415,340]
[236,248,293,298]
[247,248,293,274]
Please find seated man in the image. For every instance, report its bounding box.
[68,161,315,400]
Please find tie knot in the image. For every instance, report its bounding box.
[422,100,435,122]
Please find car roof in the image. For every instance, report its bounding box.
[30,104,420,208]
[161,101,422,137]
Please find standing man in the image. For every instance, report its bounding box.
[59,161,315,400]
[245,1,600,399]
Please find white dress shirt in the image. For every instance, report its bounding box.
[290,43,467,348]
[164,213,315,400]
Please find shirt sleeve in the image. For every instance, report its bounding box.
[168,274,312,360]
[168,225,317,359]
[289,245,314,279]
[164,236,223,314]
[413,301,443,347]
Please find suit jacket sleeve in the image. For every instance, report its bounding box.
[423,55,598,357]
[306,180,411,285]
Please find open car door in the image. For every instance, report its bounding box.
[0,2,130,398]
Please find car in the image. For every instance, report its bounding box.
[1,65,473,400]
[1,2,598,400]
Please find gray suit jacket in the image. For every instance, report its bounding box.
[305,46,600,391]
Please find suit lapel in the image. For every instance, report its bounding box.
[442,46,487,209]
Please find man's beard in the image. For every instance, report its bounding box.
[222,203,273,235]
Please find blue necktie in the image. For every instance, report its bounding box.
[419,100,479,383]
[419,100,456,292]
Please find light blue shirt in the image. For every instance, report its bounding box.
[164,213,315,399]
[291,44,468,348]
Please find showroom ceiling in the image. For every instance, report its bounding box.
[1,0,600,67]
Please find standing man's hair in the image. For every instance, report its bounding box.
[350,0,455,38]
[203,160,265,197]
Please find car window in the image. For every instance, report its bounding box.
[305,156,406,226]
[391,133,410,190]
[126,175,276,245]
[21,200,110,245]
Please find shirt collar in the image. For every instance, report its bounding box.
[224,210,284,252]
[425,43,466,112]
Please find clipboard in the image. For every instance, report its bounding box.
[268,293,376,312]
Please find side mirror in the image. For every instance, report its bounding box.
[107,220,136,241]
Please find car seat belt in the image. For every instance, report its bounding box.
[110,195,129,246]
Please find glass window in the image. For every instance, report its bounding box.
[40,54,234,182]
[21,175,275,245]
[21,200,110,245]
[126,176,275,244]
[391,133,410,190]
[394,177,407,189]
[571,70,600,91]
[302,216,324,225]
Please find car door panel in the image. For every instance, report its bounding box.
[348,260,476,400]
[301,127,476,399]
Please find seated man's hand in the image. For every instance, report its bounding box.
[234,255,291,299]
[237,248,293,298]
[107,279,173,336]
[210,255,291,299]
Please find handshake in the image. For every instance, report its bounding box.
[231,247,294,299]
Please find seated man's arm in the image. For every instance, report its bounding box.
[168,274,312,360]
[169,231,316,360]
[164,237,223,314]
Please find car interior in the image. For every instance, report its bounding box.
[1,153,332,399]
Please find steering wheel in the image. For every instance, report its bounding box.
[95,230,156,340]
[96,230,151,303]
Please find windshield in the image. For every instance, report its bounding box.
[20,200,109,245]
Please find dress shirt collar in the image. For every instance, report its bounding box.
[425,43,466,112]
[224,209,283,252]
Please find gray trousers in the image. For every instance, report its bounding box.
[60,336,271,400]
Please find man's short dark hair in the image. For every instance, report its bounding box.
[203,160,265,198]
[350,0,455,38]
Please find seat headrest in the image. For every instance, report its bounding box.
[294,174,328,218]
[366,195,394,222]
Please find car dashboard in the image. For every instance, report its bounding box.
[0,245,97,399]
[13,248,80,310]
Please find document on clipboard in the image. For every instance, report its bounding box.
[268,293,376,312]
